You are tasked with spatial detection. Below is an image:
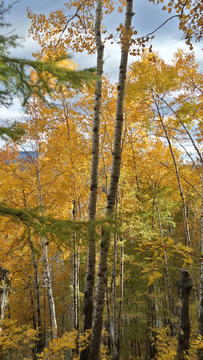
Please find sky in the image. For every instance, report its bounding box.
[1,0,203,134]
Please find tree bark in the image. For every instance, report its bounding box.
[155,104,199,301]
[32,115,57,340]
[80,0,104,357]
[117,233,124,355]
[89,2,134,359]
[198,166,203,360]
[0,266,10,327]
[105,267,112,355]
[28,231,44,352]
[72,199,77,330]
[113,232,119,360]
[177,268,192,360]
[156,202,174,324]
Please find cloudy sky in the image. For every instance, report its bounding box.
[2,0,203,123]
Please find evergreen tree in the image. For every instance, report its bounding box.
[0,0,94,140]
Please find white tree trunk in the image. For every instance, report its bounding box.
[89,2,134,359]
[80,1,104,358]
[33,115,57,340]
[0,266,10,327]
[82,0,103,327]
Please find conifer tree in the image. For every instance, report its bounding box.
[0,0,94,140]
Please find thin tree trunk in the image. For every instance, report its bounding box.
[155,202,173,324]
[0,266,10,327]
[30,289,37,359]
[43,240,57,340]
[80,0,104,357]
[76,247,80,356]
[33,115,57,340]
[157,109,191,248]
[105,268,112,355]
[156,105,199,301]
[198,166,203,360]
[177,269,192,360]
[30,290,37,331]
[155,94,203,359]
[137,340,141,357]
[89,2,134,359]
[28,231,44,352]
[113,233,119,360]
[72,199,77,330]
[43,284,46,347]
[117,233,124,355]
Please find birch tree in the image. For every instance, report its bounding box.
[80,2,104,358]
[89,2,134,358]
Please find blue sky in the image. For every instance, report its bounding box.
[1,0,203,126]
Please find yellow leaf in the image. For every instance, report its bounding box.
[167,236,174,244]
[153,271,162,279]
[187,257,193,264]
[148,276,154,286]
[154,250,158,258]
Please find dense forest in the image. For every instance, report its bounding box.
[1,0,203,359]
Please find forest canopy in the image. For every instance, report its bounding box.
[1,1,203,360]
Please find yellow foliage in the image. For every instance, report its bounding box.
[151,326,177,359]
[38,330,92,360]
[0,319,38,354]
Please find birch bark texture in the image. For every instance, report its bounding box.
[34,117,57,340]
[0,266,10,327]
[89,2,134,359]
[80,1,104,358]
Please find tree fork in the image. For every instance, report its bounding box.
[89,1,134,359]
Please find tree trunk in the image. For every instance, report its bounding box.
[105,268,112,355]
[72,199,77,330]
[117,233,124,355]
[77,247,80,334]
[80,0,104,357]
[113,233,119,360]
[198,166,203,360]
[177,268,192,360]
[156,107,191,248]
[156,202,174,325]
[156,105,199,301]
[43,240,57,340]
[0,266,10,327]
[33,114,57,340]
[28,232,44,352]
[89,2,134,359]
[30,289,37,359]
